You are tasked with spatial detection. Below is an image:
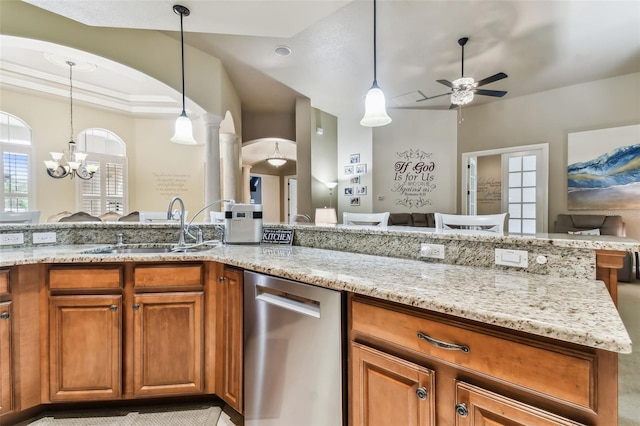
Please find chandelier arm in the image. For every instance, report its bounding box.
[46,165,70,179]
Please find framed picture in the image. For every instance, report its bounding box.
[356,185,367,195]
[350,153,361,164]
[344,187,354,196]
[568,124,640,210]
[350,197,360,206]
[344,165,354,175]
[355,163,367,174]
[350,176,360,185]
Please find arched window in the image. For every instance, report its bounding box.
[76,128,128,215]
[0,112,33,212]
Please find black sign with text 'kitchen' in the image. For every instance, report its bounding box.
[261,228,294,245]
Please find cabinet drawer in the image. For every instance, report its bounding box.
[134,264,203,288]
[0,270,8,295]
[455,381,584,425]
[351,299,596,409]
[49,266,123,290]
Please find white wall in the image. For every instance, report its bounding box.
[372,109,458,215]
[458,72,640,239]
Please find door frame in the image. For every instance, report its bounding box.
[461,143,549,233]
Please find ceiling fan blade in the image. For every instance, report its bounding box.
[474,89,507,97]
[437,79,454,88]
[416,91,451,102]
[449,103,458,110]
[475,72,508,87]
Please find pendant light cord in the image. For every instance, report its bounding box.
[67,61,75,141]
[373,0,377,85]
[179,9,186,114]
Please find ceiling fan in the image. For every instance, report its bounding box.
[417,37,508,109]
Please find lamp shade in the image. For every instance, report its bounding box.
[360,83,392,127]
[315,208,337,226]
[171,113,197,145]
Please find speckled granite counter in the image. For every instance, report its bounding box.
[0,242,631,354]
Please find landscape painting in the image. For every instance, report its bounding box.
[567,124,640,210]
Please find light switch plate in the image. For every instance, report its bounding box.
[495,248,528,268]
[420,243,445,259]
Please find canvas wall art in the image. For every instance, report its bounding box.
[567,124,640,210]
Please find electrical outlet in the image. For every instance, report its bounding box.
[495,248,528,268]
[420,243,445,259]
[0,233,24,245]
[33,232,57,244]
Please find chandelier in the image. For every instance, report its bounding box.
[267,142,287,167]
[44,61,98,180]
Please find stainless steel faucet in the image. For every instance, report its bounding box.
[167,196,187,247]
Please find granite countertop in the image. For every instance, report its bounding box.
[0,243,631,354]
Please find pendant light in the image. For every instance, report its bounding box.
[267,142,287,167]
[171,4,197,145]
[360,0,391,127]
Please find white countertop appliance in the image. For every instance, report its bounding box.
[224,202,263,244]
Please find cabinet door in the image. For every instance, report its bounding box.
[0,302,12,415]
[455,381,583,426]
[351,342,435,426]
[49,295,122,401]
[216,267,243,413]
[133,292,204,397]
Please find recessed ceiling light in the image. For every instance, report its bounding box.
[274,45,292,57]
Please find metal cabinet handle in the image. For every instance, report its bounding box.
[416,386,428,400]
[455,403,468,417]
[133,304,140,311]
[109,305,118,312]
[0,312,9,320]
[218,276,226,283]
[417,331,470,353]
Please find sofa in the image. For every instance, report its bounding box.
[554,214,636,282]
[388,212,435,227]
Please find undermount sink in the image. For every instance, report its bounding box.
[102,247,174,254]
[83,244,219,255]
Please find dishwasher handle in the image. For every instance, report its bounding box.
[255,285,321,318]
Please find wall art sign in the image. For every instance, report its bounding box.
[261,228,294,245]
[567,124,640,210]
[390,149,437,209]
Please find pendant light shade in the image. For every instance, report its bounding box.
[171,4,197,145]
[171,111,197,145]
[361,81,391,127]
[360,0,391,127]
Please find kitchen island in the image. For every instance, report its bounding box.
[0,222,634,425]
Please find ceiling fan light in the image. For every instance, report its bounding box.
[451,89,474,106]
[171,113,198,145]
[452,77,476,89]
[361,84,392,127]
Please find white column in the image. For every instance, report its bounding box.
[220,132,239,203]
[202,113,223,217]
[242,165,252,204]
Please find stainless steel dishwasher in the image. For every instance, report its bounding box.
[244,270,344,426]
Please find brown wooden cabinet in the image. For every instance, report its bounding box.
[216,266,243,414]
[132,291,204,396]
[0,301,13,415]
[49,295,122,401]
[349,294,616,425]
[351,342,435,426]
